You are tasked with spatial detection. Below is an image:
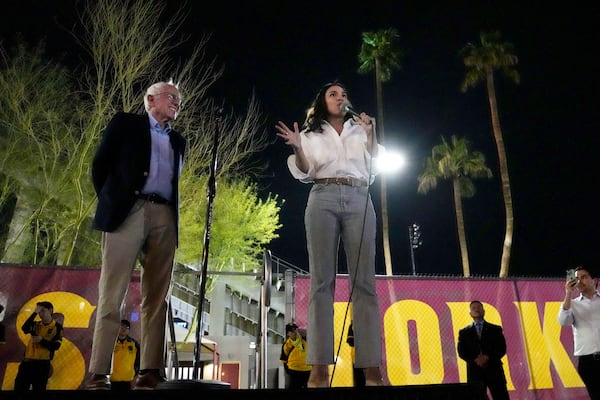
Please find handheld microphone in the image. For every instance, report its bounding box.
[341,102,361,118]
[341,102,373,125]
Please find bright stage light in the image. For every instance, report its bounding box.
[377,149,407,173]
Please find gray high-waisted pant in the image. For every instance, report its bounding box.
[305,183,381,368]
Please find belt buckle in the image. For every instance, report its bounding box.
[142,193,166,204]
[593,353,600,361]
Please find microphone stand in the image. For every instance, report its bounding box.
[158,107,230,390]
[192,107,221,380]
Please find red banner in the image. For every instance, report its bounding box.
[293,275,588,399]
[0,265,141,390]
[0,265,589,398]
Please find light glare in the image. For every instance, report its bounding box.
[377,150,406,173]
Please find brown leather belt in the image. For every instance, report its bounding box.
[313,177,368,187]
[138,193,170,205]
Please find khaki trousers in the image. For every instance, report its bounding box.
[89,200,176,374]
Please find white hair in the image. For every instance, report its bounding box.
[143,80,180,112]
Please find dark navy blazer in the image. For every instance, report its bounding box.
[91,112,186,240]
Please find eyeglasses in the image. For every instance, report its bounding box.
[155,92,182,107]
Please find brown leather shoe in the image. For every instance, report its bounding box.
[85,374,111,390]
[132,370,166,390]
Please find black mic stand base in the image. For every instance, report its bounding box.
[155,379,231,390]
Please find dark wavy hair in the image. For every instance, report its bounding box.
[303,80,352,132]
[575,265,595,279]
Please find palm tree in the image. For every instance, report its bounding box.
[417,135,492,277]
[460,30,519,278]
[357,28,403,276]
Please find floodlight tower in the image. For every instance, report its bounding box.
[408,224,422,275]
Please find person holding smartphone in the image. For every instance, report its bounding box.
[280,323,311,389]
[558,265,600,399]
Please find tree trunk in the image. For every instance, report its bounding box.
[452,179,470,277]
[375,60,393,276]
[1,192,34,263]
[486,71,514,278]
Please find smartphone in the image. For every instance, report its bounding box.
[566,268,577,282]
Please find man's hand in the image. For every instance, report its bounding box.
[565,278,577,294]
[474,354,489,368]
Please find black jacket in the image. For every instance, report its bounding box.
[457,320,507,383]
[92,112,186,239]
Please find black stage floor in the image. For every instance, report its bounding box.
[1,383,486,400]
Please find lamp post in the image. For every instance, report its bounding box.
[408,223,422,275]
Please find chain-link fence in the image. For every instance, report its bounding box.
[0,264,590,398]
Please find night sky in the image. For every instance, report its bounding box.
[2,1,598,277]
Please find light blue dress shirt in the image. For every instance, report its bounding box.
[141,114,174,200]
